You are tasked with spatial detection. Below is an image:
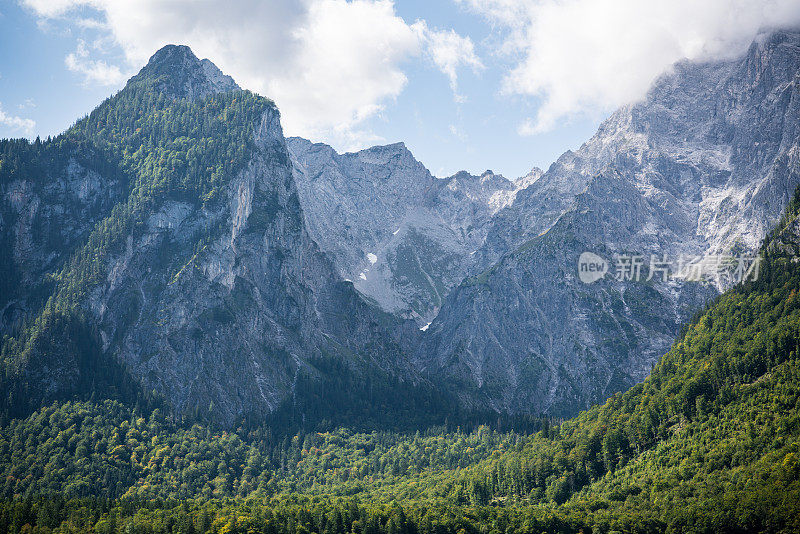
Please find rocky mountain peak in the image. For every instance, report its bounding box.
[353,141,418,167]
[516,167,543,188]
[147,44,197,67]
[126,44,240,100]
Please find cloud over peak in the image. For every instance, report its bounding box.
[460,0,800,134]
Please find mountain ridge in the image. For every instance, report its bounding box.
[287,137,534,324]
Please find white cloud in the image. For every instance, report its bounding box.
[0,103,36,137]
[267,0,421,149]
[23,0,84,18]
[415,21,484,102]
[65,39,125,85]
[75,17,107,30]
[449,124,467,141]
[516,118,536,137]
[23,0,480,151]
[459,0,800,134]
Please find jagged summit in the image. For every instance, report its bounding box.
[148,44,196,66]
[289,138,413,160]
[287,136,538,325]
[359,141,408,154]
[126,44,240,100]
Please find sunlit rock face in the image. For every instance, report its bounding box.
[415,29,800,416]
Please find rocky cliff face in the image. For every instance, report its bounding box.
[0,146,128,336]
[417,29,800,415]
[288,138,535,324]
[100,109,424,425]
[482,30,800,267]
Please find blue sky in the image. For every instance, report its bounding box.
[0,2,125,143]
[376,1,601,177]
[2,0,797,178]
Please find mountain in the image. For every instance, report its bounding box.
[3,30,800,431]
[285,30,800,418]
[4,185,800,533]
[288,137,536,325]
[4,27,800,534]
[480,30,800,266]
[0,45,441,428]
[415,29,800,416]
